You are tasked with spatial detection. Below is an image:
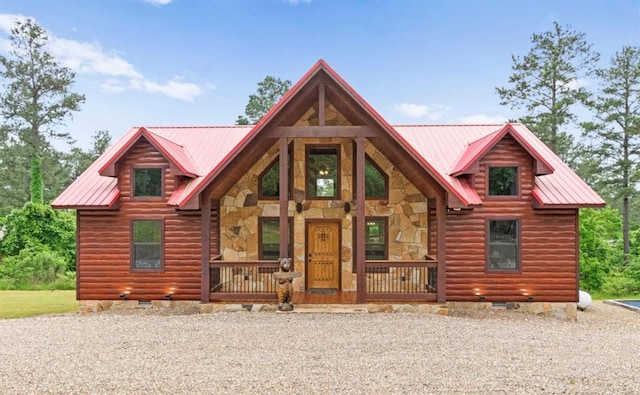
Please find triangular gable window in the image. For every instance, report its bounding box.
[258,144,293,199]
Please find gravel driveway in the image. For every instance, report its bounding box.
[0,302,638,394]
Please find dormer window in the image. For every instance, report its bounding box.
[133,167,163,197]
[488,167,517,196]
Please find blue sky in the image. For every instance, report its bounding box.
[1,0,638,149]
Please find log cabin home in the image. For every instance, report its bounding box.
[53,60,604,312]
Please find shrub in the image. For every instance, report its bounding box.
[0,245,69,287]
[601,274,640,297]
[0,202,75,271]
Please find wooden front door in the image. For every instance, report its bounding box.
[307,221,341,289]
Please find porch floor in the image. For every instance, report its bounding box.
[293,291,357,304]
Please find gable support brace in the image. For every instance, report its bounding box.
[279,137,289,259]
[200,188,212,303]
[319,82,325,126]
[436,191,447,303]
[356,136,366,303]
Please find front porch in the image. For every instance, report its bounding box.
[209,258,438,303]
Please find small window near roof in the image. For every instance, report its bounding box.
[134,168,163,197]
[488,167,517,196]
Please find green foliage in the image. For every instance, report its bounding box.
[0,202,76,270]
[0,18,84,212]
[30,156,44,204]
[581,46,640,263]
[601,273,640,296]
[64,130,113,180]
[236,76,292,124]
[579,207,622,291]
[0,245,76,289]
[496,21,599,157]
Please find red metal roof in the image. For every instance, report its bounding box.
[450,124,554,177]
[395,123,605,208]
[52,126,252,208]
[53,60,604,210]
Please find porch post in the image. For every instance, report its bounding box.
[355,136,366,303]
[279,137,289,258]
[200,192,211,303]
[436,191,447,303]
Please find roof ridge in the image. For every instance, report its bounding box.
[392,123,511,127]
[139,125,253,129]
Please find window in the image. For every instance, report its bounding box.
[306,146,339,198]
[487,219,519,271]
[132,219,163,270]
[365,218,387,260]
[258,145,293,199]
[365,158,387,198]
[259,218,293,262]
[133,168,163,197]
[488,167,517,196]
[353,217,388,273]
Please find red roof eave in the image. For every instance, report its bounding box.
[98,127,199,178]
[450,124,555,177]
[317,61,476,207]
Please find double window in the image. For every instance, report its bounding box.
[133,167,163,198]
[131,219,164,271]
[487,219,520,271]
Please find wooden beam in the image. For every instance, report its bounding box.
[279,137,289,258]
[356,136,366,303]
[200,190,212,303]
[436,191,447,303]
[270,126,377,138]
[319,82,325,127]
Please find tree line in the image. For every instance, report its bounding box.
[0,18,638,296]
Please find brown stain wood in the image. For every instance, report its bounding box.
[77,138,216,301]
[445,136,579,302]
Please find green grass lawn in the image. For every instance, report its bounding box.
[0,290,77,319]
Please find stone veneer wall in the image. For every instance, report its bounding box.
[220,137,429,292]
[220,102,429,292]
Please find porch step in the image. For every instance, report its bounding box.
[289,304,369,314]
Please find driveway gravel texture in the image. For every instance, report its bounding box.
[0,301,638,394]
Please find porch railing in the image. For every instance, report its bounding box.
[209,257,438,302]
[209,259,279,301]
[364,259,438,302]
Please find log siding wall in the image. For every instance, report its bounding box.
[77,138,207,300]
[445,136,578,302]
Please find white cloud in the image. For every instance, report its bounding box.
[143,0,172,5]
[394,103,445,120]
[0,13,28,33]
[565,78,589,90]
[100,79,126,94]
[129,78,203,102]
[458,114,508,124]
[49,38,142,79]
[0,12,203,102]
